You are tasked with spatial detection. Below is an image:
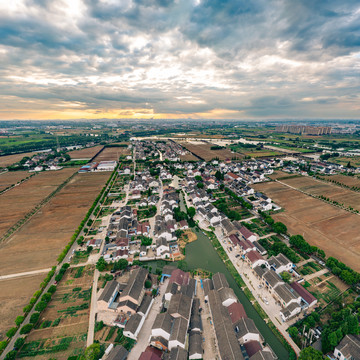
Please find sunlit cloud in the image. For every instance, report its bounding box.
[0,0,359,120]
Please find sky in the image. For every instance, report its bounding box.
[0,0,359,121]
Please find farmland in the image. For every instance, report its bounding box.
[253,181,360,271]
[0,152,37,167]
[0,274,45,340]
[0,171,32,192]
[18,266,94,360]
[93,146,131,162]
[274,174,360,211]
[0,168,77,237]
[332,155,360,168]
[0,171,109,276]
[324,174,360,188]
[179,141,241,161]
[68,145,103,159]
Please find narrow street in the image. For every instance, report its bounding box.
[127,280,168,360]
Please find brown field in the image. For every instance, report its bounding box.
[0,168,77,237]
[0,152,37,167]
[180,153,199,161]
[0,274,45,340]
[333,156,360,168]
[180,142,241,161]
[0,170,31,192]
[278,175,360,211]
[94,147,131,162]
[253,181,360,271]
[324,174,360,188]
[0,171,109,276]
[68,145,103,159]
[20,266,93,360]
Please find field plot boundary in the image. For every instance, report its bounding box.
[0,169,78,245]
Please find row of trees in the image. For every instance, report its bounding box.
[289,235,326,259]
[258,210,288,235]
[326,257,360,285]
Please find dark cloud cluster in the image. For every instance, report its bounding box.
[0,0,359,119]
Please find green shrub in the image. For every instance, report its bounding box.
[20,324,33,334]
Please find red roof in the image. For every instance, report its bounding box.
[229,234,240,246]
[239,239,254,251]
[290,282,317,306]
[139,347,162,360]
[169,269,189,286]
[179,219,188,227]
[116,237,129,246]
[227,302,247,324]
[244,341,262,357]
[227,172,239,179]
[239,226,256,240]
[246,250,263,263]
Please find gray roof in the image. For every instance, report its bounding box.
[169,317,188,344]
[166,346,188,360]
[274,283,300,305]
[253,266,266,278]
[202,278,214,297]
[106,345,129,360]
[189,332,203,357]
[336,334,360,359]
[190,298,202,332]
[263,270,283,289]
[219,287,237,304]
[124,313,142,334]
[208,289,244,360]
[212,272,229,291]
[138,295,152,316]
[98,280,119,303]
[168,293,192,321]
[250,350,276,360]
[234,317,261,340]
[121,267,148,302]
[152,312,173,334]
[118,299,138,312]
[166,281,179,296]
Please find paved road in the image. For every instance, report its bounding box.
[128,280,168,360]
[87,269,99,347]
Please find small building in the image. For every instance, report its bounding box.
[189,332,203,359]
[123,313,144,340]
[334,334,360,360]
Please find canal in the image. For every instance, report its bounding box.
[148,192,289,358]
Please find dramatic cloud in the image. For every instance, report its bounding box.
[0,0,359,120]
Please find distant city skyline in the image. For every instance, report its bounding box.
[0,0,359,120]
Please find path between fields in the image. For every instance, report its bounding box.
[304,269,329,281]
[0,263,90,281]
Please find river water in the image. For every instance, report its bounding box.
[147,193,289,358]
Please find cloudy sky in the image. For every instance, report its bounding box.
[0,0,359,120]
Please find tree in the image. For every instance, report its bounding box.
[96,257,107,271]
[81,343,101,360]
[187,207,196,219]
[145,280,152,289]
[4,350,17,360]
[14,337,25,349]
[280,271,291,283]
[273,222,287,234]
[41,293,52,303]
[140,237,152,246]
[299,347,323,360]
[196,182,204,189]
[15,315,24,327]
[48,285,57,294]
[328,331,338,347]
[20,324,33,334]
[35,301,47,312]
[195,175,202,182]
[30,312,40,324]
[288,326,298,338]
[0,341,7,352]
[6,327,17,338]
[215,170,224,181]
[113,259,128,271]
